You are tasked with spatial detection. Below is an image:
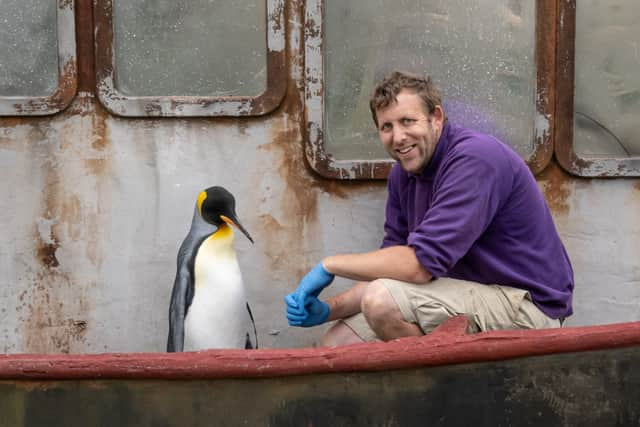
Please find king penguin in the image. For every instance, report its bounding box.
[167,186,258,352]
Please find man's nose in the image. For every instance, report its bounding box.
[392,125,406,142]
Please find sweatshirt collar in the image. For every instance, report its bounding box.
[412,121,451,181]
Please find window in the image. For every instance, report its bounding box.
[94,0,286,117]
[0,0,77,116]
[305,0,555,179]
[556,0,640,177]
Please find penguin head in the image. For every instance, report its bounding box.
[197,186,254,243]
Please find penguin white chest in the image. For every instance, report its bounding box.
[184,233,248,350]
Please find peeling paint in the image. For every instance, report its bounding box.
[36,218,60,269]
[535,113,551,141]
[58,0,73,10]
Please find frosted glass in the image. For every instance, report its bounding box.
[0,0,58,97]
[113,0,267,97]
[324,0,536,161]
[574,1,640,157]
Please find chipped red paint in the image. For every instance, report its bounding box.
[1,317,640,380]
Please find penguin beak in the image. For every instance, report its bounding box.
[220,215,254,244]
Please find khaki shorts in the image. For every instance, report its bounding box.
[343,277,561,342]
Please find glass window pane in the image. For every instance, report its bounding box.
[0,0,58,97]
[324,0,536,161]
[113,0,267,97]
[574,1,640,158]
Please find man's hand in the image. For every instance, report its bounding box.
[284,262,334,327]
[285,294,329,327]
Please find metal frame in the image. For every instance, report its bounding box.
[555,0,640,177]
[93,0,287,117]
[304,0,557,180]
[0,0,77,116]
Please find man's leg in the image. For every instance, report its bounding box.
[319,279,423,346]
[320,321,365,346]
[319,281,371,346]
[320,277,560,346]
[379,277,561,334]
[361,280,423,340]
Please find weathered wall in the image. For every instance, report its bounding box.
[0,2,639,354]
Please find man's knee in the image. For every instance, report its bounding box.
[361,280,398,323]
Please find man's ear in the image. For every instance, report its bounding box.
[432,105,445,126]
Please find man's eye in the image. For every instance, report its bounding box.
[402,118,415,125]
[380,123,391,131]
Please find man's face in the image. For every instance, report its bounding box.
[375,90,444,174]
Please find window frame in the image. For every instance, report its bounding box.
[0,0,77,116]
[304,0,557,180]
[555,0,640,177]
[93,0,286,117]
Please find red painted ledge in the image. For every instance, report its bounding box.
[1,317,640,380]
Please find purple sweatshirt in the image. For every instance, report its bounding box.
[382,122,573,319]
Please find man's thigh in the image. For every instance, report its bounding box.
[342,277,559,340]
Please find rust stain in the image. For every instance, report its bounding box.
[634,181,640,192]
[84,158,108,176]
[16,101,104,353]
[36,241,60,269]
[257,214,291,268]
[538,161,572,215]
[255,9,319,279]
[0,117,28,129]
[18,269,89,354]
[39,151,62,271]
[90,105,109,150]
[257,2,389,281]
[60,195,81,241]
[85,102,111,268]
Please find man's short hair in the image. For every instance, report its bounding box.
[369,70,445,127]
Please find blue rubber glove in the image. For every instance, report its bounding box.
[295,262,335,301]
[284,262,334,327]
[285,293,329,327]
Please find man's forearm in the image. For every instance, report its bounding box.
[323,245,432,284]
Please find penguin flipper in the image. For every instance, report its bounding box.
[245,302,258,349]
[167,259,194,352]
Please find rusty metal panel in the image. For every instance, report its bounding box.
[0,0,638,358]
[0,0,77,116]
[304,0,556,180]
[555,0,640,177]
[93,0,287,117]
